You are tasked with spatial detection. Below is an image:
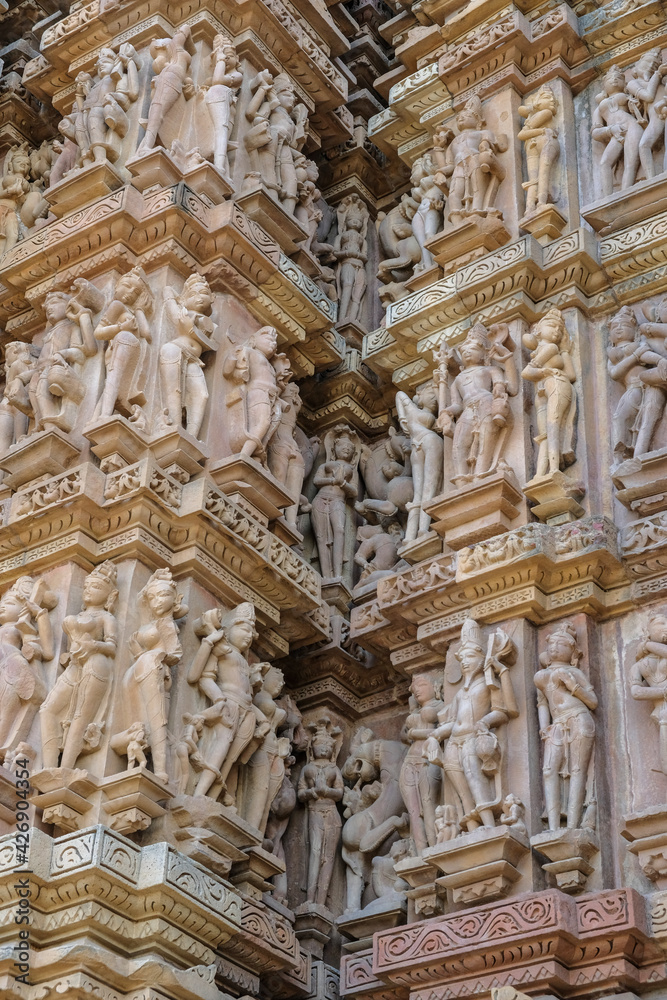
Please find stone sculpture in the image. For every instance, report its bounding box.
[237,663,289,834]
[188,602,268,802]
[265,754,297,902]
[40,562,118,770]
[377,197,422,300]
[608,300,667,462]
[424,618,518,831]
[592,65,646,196]
[399,673,443,855]
[70,43,140,167]
[534,621,597,830]
[436,322,518,486]
[29,281,102,435]
[334,194,369,325]
[267,381,306,525]
[206,35,243,176]
[114,569,187,783]
[396,383,443,541]
[244,71,308,216]
[159,274,216,440]
[311,424,361,579]
[626,49,667,182]
[442,95,507,224]
[0,342,35,457]
[93,267,153,424]
[0,144,30,258]
[353,521,403,591]
[341,727,408,912]
[297,716,344,907]
[407,149,446,272]
[137,27,194,155]
[522,308,577,477]
[629,611,667,775]
[0,576,55,762]
[370,839,411,904]
[517,85,560,219]
[224,326,285,463]
[357,430,414,519]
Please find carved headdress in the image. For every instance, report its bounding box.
[306,715,343,761]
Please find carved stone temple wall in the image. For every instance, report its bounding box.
[6,0,667,999]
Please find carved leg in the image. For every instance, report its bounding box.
[60,658,110,769]
[159,342,183,429]
[342,846,365,912]
[183,361,208,439]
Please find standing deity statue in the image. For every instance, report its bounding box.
[629,611,667,776]
[517,86,560,218]
[237,663,290,835]
[0,144,31,258]
[114,569,187,783]
[93,267,153,425]
[311,425,361,579]
[137,26,194,155]
[71,43,140,166]
[607,303,667,462]
[28,280,102,435]
[224,326,285,463]
[396,383,443,541]
[297,716,344,907]
[522,308,577,478]
[442,95,507,224]
[205,35,243,176]
[334,194,369,325]
[534,621,597,831]
[244,71,308,216]
[40,562,118,770]
[424,618,518,832]
[188,602,269,803]
[159,274,217,440]
[592,65,645,197]
[624,49,667,182]
[267,381,306,526]
[435,322,518,487]
[0,576,55,763]
[399,673,443,855]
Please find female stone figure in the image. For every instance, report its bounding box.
[188,602,268,802]
[159,274,216,439]
[534,621,597,831]
[607,305,667,462]
[334,194,369,324]
[408,151,445,272]
[117,569,186,783]
[40,562,118,770]
[266,755,297,902]
[517,85,560,218]
[0,342,35,458]
[629,611,667,775]
[437,322,518,486]
[625,49,667,181]
[267,381,306,526]
[0,144,30,258]
[0,576,55,762]
[238,663,289,834]
[592,65,644,196]
[396,383,443,541]
[297,716,344,907]
[93,267,153,424]
[522,308,577,478]
[206,35,242,176]
[311,425,361,579]
[399,673,443,855]
[224,326,282,463]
